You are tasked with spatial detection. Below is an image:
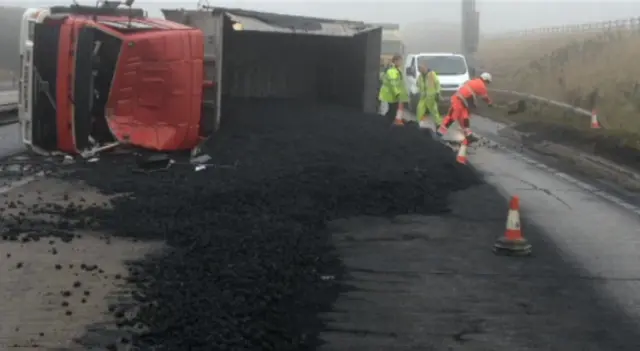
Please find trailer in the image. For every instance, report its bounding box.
[370,22,405,68]
[162,7,382,135]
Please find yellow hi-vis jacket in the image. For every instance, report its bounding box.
[417,70,441,98]
[378,66,409,103]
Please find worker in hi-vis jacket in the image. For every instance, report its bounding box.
[416,64,441,129]
[378,54,409,126]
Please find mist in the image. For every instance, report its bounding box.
[3,1,640,63]
[12,0,640,33]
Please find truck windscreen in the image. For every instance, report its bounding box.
[417,56,467,75]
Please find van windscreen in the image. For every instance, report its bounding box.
[417,56,467,75]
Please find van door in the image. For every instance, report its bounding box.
[404,54,416,96]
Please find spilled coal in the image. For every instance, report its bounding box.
[3,99,479,350]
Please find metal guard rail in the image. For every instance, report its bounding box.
[489,88,593,119]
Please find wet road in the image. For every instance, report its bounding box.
[318,116,640,350]
[471,116,640,320]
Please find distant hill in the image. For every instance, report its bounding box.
[0,6,25,76]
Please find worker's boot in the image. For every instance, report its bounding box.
[393,109,405,126]
[435,124,448,139]
[392,117,405,126]
[418,117,430,129]
[465,133,480,145]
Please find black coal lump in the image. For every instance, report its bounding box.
[32,99,479,350]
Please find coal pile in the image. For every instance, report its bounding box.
[33,99,479,349]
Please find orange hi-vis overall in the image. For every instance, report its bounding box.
[438,78,492,137]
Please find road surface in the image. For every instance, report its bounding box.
[1,112,640,349]
[318,115,640,350]
[473,115,640,304]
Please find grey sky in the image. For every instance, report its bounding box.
[12,0,640,33]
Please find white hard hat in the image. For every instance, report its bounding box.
[480,72,492,83]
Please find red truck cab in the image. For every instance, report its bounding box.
[28,5,204,155]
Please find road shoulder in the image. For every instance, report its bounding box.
[0,176,162,350]
[471,115,640,205]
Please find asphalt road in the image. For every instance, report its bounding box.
[1,110,640,349]
[318,114,640,350]
[472,116,640,314]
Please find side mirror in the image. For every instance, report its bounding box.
[405,67,415,77]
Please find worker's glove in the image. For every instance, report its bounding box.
[435,93,441,102]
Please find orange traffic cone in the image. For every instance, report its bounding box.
[493,196,532,256]
[456,139,468,164]
[393,117,405,126]
[590,110,601,129]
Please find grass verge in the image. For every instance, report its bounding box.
[477,30,640,170]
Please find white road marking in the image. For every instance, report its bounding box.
[482,140,640,217]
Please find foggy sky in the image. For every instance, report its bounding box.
[12,0,640,34]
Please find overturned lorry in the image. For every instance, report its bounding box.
[19,4,382,158]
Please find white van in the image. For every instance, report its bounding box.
[404,53,474,112]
